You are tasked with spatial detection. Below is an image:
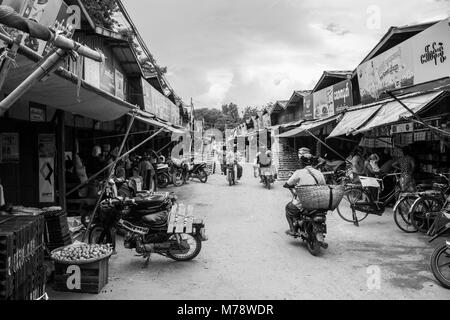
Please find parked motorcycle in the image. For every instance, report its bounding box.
[171,158,208,187]
[156,163,171,189]
[89,179,207,262]
[428,200,450,289]
[286,187,329,256]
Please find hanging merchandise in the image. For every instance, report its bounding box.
[0,181,5,207]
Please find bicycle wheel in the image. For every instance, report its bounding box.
[410,195,444,233]
[393,195,419,233]
[335,187,370,224]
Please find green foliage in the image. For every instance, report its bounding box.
[81,0,119,29]
[194,103,242,132]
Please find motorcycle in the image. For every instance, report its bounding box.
[171,158,208,187]
[156,162,171,189]
[287,187,329,256]
[260,166,275,190]
[89,178,207,263]
[226,162,237,186]
[428,199,450,289]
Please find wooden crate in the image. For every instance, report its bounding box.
[167,204,195,234]
[53,257,109,294]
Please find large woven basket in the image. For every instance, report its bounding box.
[295,185,345,210]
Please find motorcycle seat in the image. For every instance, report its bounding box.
[142,211,169,225]
[134,193,169,208]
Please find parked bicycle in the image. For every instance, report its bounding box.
[401,174,450,234]
[335,173,418,227]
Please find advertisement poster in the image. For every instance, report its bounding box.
[84,58,101,88]
[0,133,19,163]
[38,134,55,158]
[100,63,116,95]
[0,0,81,55]
[39,157,54,203]
[313,86,335,120]
[38,134,55,203]
[304,95,314,120]
[357,18,450,104]
[333,80,353,113]
[115,70,125,100]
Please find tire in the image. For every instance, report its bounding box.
[167,234,202,261]
[173,170,184,187]
[157,173,170,189]
[228,170,233,186]
[198,169,208,183]
[335,187,370,224]
[393,195,419,233]
[306,226,321,256]
[410,196,444,234]
[430,243,450,289]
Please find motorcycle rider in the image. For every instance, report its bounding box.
[226,147,243,181]
[283,148,326,237]
[256,145,272,183]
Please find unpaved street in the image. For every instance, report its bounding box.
[49,164,450,300]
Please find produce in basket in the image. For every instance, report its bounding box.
[51,243,112,263]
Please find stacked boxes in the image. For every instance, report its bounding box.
[43,209,72,253]
[0,215,46,300]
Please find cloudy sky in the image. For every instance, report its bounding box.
[121,0,449,111]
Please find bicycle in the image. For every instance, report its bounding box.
[405,174,450,234]
[335,173,418,227]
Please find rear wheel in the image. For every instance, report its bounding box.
[393,195,419,233]
[335,187,370,224]
[198,168,208,183]
[227,170,233,186]
[173,170,184,187]
[410,196,444,233]
[430,243,450,289]
[167,234,202,261]
[306,225,321,256]
[157,173,170,188]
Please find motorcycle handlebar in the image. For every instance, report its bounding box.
[0,6,104,62]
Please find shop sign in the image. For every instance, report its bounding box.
[304,95,314,120]
[357,18,450,104]
[333,80,353,113]
[141,79,178,123]
[29,104,46,122]
[391,122,414,134]
[0,0,81,56]
[0,133,19,163]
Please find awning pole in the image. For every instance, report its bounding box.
[82,112,136,242]
[0,39,19,91]
[304,128,351,164]
[67,126,165,197]
[0,48,68,116]
[386,91,449,146]
[157,140,174,154]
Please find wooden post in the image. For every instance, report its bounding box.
[56,110,66,211]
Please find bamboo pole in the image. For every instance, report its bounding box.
[82,113,136,242]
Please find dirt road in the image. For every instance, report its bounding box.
[48,164,450,300]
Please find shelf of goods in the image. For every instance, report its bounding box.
[0,215,46,300]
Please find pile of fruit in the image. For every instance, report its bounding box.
[51,243,112,263]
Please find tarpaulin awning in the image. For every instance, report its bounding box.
[353,91,445,135]
[327,104,383,138]
[278,115,340,138]
[2,55,137,121]
[133,111,186,134]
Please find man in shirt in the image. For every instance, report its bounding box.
[256,145,272,182]
[283,148,326,237]
[226,148,243,180]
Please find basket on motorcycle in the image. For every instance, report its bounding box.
[295,185,345,210]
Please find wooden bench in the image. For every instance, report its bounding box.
[167,204,195,234]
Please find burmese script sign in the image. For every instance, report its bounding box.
[357,18,450,104]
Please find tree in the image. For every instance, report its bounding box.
[241,106,260,123]
[81,0,119,29]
